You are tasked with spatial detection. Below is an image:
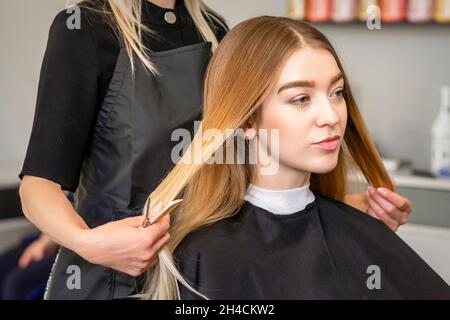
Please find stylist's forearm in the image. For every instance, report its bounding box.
[19,176,89,253]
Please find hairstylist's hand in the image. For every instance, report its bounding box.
[77,208,170,277]
[366,186,413,232]
[18,233,59,269]
[345,179,413,232]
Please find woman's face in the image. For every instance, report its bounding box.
[256,46,347,175]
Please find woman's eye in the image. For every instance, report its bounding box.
[291,96,310,106]
[332,89,344,98]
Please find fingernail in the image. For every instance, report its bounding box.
[377,187,388,197]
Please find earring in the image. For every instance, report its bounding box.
[245,128,256,140]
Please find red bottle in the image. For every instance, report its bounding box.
[380,0,407,23]
[306,0,332,22]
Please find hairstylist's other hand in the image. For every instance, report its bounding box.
[366,186,412,232]
[18,233,59,269]
[77,208,170,277]
[345,180,413,232]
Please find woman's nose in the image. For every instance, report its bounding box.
[314,97,340,127]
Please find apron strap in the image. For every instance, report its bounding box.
[118,35,126,49]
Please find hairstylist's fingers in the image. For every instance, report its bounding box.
[126,267,146,277]
[377,187,413,215]
[123,215,145,227]
[140,215,170,245]
[369,187,409,225]
[367,187,399,231]
[151,232,170,253]
[154,214,170,232]
[135,233,168,270]
[132,254,160,274]
[147,255,159,268]
[367,208,380,220]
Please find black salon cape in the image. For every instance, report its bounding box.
[175,194,450,300]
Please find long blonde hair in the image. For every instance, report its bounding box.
[81,0,226,73]
[141,16,394,299]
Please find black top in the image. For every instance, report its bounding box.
[175,195,450,299]
[19,0,227,191]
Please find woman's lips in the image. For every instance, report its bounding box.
[313,136,340,151]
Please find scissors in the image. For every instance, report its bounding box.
[141,199,183,228]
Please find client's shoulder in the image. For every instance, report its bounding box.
[175,207,248,258]
[314,193,395,236]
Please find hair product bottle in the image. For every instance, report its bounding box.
[332,0,358,22]
[431,86,450,178]
[407,0,433,23]
[306,0,332,22]
[380,0,407,22]
[288,0,306,20]
[434,0,450,23]
[358,0,379,21]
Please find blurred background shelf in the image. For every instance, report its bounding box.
[0,164,20,189]
[397,223,450,284]
[286,0,450,26]
[307,20,450,25]
[394,174,450,191]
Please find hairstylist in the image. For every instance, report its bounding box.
[18,0,227,299]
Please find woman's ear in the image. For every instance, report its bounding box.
[244,128,256,140]
[242,120,257,140]
[242,109,260,140]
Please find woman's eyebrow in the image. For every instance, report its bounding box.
[277,72,344,93]
[330,73,344,86]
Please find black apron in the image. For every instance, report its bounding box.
[44,41,212,299]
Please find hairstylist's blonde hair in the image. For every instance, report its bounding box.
[141,16,394,299]
[81,0,225,73]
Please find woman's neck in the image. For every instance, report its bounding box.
[148,0,176,9]
[247,164,314,214]
[253,163,311,191]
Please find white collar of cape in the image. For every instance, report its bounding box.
[243,183,315,215]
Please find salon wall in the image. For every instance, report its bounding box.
[0,0,64,186]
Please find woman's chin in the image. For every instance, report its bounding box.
[280,154,339,175]
[308,159,339,174]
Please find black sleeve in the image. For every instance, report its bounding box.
[19,8,102,192]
